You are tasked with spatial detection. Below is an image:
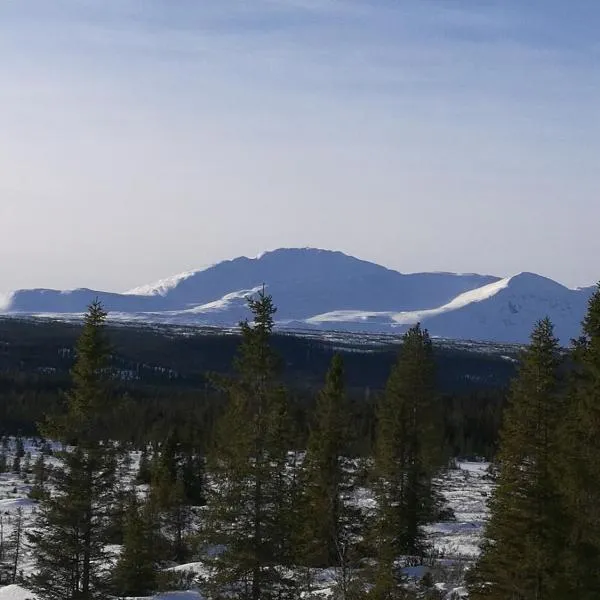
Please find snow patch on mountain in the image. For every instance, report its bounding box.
[125,269,207,297]
[306,276,512,327]
[392,275,513,324]
[177,286,265,314]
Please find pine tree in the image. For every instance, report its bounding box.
[298,354,352,568]
[370,324,441,599]
[202,290,294,600]
[112,493,161,597]
[468,318,565,600]
[554,285,600,598]
[28,300,119,600]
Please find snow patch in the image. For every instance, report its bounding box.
[0,498,36,512]
[389,276,512,325]
[180,286,265,314]
[306,277,512,326]
[125,269,208,297]
[0,585,38,600]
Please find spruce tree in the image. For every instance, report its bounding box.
[202,290,294,600]
[554,285,600,598]
[112,493,160,597]
[28,300,119,600]
[298,354,352,568]
[468,318,564,600]
[370,324,441,599]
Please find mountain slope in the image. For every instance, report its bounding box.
[421,273,594,343]
[302,271,595,343]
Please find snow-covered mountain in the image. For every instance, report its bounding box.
[0,248,595,344]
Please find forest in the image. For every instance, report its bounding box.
[0,314,515,457]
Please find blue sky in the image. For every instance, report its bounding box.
[1,1,598,291]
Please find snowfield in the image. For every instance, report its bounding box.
[0,439,490,599]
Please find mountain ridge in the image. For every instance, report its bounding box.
[0,248,595,344]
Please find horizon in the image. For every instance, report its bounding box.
[1,1,599,292]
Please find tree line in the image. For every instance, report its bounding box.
[0,321,512,460]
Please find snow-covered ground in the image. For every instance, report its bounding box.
[0,440,491,599]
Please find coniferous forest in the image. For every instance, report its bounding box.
[1,286,600,598]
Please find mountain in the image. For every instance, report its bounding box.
[0,248,594,344]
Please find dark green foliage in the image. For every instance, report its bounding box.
[28,301,119,600]
[111,493,161,597]
[297,354,354,569]
[43,300,113,446]
[371,324,443,598]
[553,285,600,598]
[151,430,205,507]
[165,472,193,563]
[469,318,565,600]
[0,312,514,459]
[28,447,117,599]
[202,291,295,600]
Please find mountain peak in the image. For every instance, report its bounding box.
[253,246,338,259]
[505,271,571,294]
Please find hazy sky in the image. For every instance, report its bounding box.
[1,1,599,292]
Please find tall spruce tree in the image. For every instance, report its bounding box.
[202,290,294,600]
[554,285,600,598]
[298,354,351,569]
[469,318,564,600]
[370,324,441,599]
[28,300,119,600]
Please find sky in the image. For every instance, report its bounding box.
[1,0,599,292]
